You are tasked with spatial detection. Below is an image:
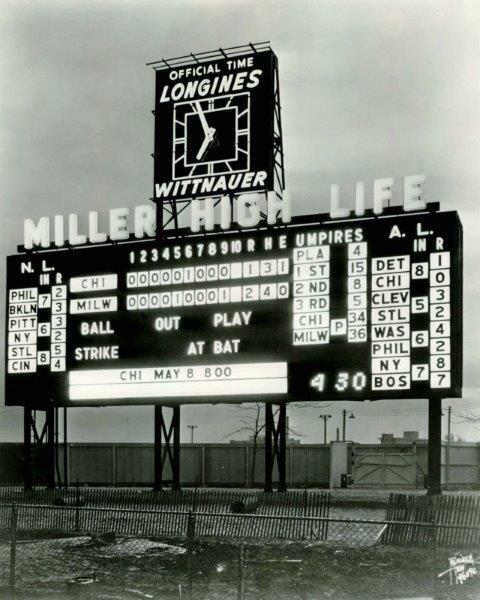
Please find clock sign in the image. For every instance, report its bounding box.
[154,50,277,201]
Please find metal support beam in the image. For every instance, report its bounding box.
[23,406,57,489]
[23,409,33,491]
[172,406,181,490]
[45,406,56,489]
[54,408,61,487]
[264,403,287,492]
[154,406,162,491]
[63,408,68,489]
[153,405,181,491]
[277,404,287,492]
[445,405,451,491]
[265,404,273,493]
[427,398,443,495]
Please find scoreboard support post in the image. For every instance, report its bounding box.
[153,405,181,491]
[172,406,181,490]
[45,406,55,489]
[22,407,56,490]
[427,398,443,496]
[264,403,287,493]
[53,407,69,488]
[63,408,68,489]
[23,409,33,491]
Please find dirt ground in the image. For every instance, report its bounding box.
[0,491,478,599]
[0,534,479,600]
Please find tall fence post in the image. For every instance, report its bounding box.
[74,479,80,533]
[302,487,308,540]
[187,510,196,599]
[192,487,198,513]
[237,544,245,600]
[430,520,438,600]
[9,503,17,592]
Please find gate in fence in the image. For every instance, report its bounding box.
[353,446,419,488]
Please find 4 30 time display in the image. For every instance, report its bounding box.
[310,371,368,393]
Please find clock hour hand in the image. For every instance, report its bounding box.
[195,101,210,136]
[196,127,216,160]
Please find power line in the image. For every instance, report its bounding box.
[353,401,480,417]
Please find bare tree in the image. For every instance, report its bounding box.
[222,402,319,485]
[444,432,465,442]
[457,411,480,424]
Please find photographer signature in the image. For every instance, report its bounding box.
[438,553,479,585]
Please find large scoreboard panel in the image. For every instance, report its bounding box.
[5,210,462,407]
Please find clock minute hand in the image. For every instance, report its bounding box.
[195,101,210,135]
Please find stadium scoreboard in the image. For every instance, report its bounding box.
[5,210,462,407]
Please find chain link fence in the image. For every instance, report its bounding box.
[0,503,479,599]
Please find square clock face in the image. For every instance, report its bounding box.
[172,92,250,180]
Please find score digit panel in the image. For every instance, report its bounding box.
[5,210,462,407]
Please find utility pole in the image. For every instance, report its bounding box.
[446,406,452,490]
[319,414,331,444]
[342,410,355,442]
[187,425,198,444]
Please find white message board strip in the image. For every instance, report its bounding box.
[69,362,287,400]
[69,362,287,386]
[69,378,288,400]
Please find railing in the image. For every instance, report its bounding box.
[0,503,479,599]
[385,492,480,545]
[0,486,331,517]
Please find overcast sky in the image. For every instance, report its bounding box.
[0,0,479,444]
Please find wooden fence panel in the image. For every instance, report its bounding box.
[383,492,480,546]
